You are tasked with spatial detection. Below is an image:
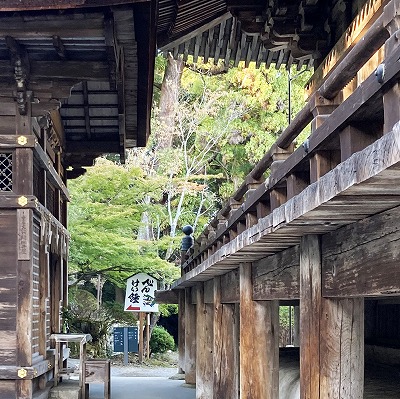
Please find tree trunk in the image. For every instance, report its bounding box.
[157,53,184,150]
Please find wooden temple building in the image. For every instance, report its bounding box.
[0,0,399,398]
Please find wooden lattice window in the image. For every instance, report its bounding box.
[0,153,13,192]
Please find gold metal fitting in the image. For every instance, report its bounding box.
[18,196,28,207]
[17,136,28,146]
[18,368,27,379]
[48,362,52,370]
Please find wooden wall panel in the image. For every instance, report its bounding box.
[0,380,16,398]
[253,246,300,301]
[322,206,400,297]
[32,221,40,359]
[220,269,239,303]
[0,211,17,365]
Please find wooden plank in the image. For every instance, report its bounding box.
[0,381,15,399]
[220,269,239,303]
[17,209,31,261]
[184,287,196,384]
[240,263,279,399]
[320,298,364,398]
[322,205,400,297]
[196,284,213,398]
[300,235,321,399]
[0,134,36,148]
[253,245,300,301]
[203,279,214,304]
[213,276,238,399]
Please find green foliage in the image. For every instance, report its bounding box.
[68,158,180,286]
[149,326,176,354]
[159,304,178,317]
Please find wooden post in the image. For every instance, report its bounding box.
[320,298,364,398]
[339,125,375,161]
[213,276,239,399]
[184,287,196,384]
[138,312,144,363]
[300,235,364,399]
[146,313,150,360]
[239,263,279,399]
[15,96,34,399]
[196,283,213,398]
[178,290,185,374]
[300,235,322,399]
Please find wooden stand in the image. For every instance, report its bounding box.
[84,359,110,399]
[50,334,92,399]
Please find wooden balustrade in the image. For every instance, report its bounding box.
[181,0,400,276]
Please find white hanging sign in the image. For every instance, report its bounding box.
[124,273,159,312]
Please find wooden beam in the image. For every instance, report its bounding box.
[0,61,110,81]
[322,205,400,297]
[184,287,196,384]
[253,245,300,301]
[65,140,120,154]
[240,263,279,399]
[0,0,148,11]
[196,284,213,398]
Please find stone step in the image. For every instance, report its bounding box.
[49,380,81,399]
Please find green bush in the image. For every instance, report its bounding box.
[150,326,175,354]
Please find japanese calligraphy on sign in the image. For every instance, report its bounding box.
[124,273,159,312]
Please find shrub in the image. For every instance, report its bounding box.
[149,326,175,354]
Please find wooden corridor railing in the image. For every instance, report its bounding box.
[178,0,400,282]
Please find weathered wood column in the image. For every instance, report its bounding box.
[184,287,196,385]
[196,283,213,398]
[239,263,279,399]
[15,96,34,399]
[178,290,185,374]
[300,235,364,399]
[213,276,239,399]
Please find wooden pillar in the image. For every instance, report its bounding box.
[178,290,185,374]
[293,305,300,347]
[15,96,34,398]
[300,235,364,399]
[300,235,322,399]
[239,263,279,399]
[320,298,364,398]
[196,284,213,398]
[184,287,196,384]
[213,276,239,399]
